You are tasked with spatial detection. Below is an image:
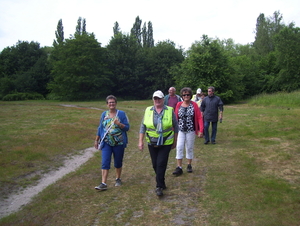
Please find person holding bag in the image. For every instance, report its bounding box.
[94,95,130,191]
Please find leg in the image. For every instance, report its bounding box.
[156,145,172,189]
[102,169,109,184]
[148,145,159,174]
[176,130,186,165]
[173,131,185,175]
[185,131,196,172]
[95,142,111,190]
[112,145,125,179]
[204,121,210,143]
[185,131,196,160]
[211,121,218,143]
[101,142,113,183]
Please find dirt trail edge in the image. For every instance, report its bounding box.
[0,147,97,219]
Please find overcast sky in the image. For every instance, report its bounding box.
[0,0,299,52]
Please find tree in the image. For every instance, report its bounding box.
[253,11,285,55]
[0,41,50,97]
[75,17,82,36]
[173,35,239,102]
[106,33,145,98]
[146,40,184,93]
[113,22,121,36]
[49,33,111,100]
[82,18,87,35]
[53,19,64,46]
[147,22,154,48]
[273,26,300,91]
[142,22,147,47]
[253,13,271,55]
[131,16,142,45]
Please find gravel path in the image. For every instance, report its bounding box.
[0,147,97,219]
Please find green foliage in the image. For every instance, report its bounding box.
[2,92,45,101]
[173,35,239,102]
[106,33,146,99]
[0,41,51,97]
[273,26,300,91]
[53,19,64,46]
[1,13,300,103]
[146,40,184,93]
[48,33,111,101]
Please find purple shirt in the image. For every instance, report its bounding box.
[168,96,179,109]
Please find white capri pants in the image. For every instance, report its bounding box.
[176,130,196,160]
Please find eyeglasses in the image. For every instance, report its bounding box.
[154,97,162,100]
[182,94,191,97]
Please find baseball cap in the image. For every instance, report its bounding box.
[152,90,164,99]
[197,88,202,94]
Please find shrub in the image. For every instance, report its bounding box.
[2,92,45,101]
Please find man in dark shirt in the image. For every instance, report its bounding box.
[200,86,223,144]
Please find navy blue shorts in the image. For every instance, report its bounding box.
[101,142,125,169]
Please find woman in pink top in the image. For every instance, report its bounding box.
[172,87,203,176]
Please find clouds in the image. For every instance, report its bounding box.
[0,0,299,51]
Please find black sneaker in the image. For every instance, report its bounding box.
[172,166,183,176]
[156,187,163,196]
[187,164,193,173]
[204,141,209,144]
[95,183,107,191]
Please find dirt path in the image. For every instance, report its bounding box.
[0,147,97,219]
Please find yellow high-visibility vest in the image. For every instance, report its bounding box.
[143,106,174,145]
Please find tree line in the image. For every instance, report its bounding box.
[0,12,299,102]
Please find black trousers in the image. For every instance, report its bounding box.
[148,144,172,189]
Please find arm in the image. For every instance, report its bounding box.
[138,116,146,151]
[218,98,224,121]
[194,102,203,137]
[94,112,105,149]
[138,133,145,151]
[171,111,179,149]
[114,111,130,131]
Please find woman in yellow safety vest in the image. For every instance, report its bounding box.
[138,90,178,196]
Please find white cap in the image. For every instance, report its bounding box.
[152,90,164,99]
[196,88,202,94]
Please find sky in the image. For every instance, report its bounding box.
[0,0,299,52]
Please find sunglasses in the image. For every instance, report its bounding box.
[153,97,162,100]
[182,94,191,97]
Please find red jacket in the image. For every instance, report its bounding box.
[174,101,204,134]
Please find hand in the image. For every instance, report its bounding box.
[94,141,98,149]
[113,118,120,125]
[198,133,203,138]
[138,142,144,151]
[171,140,177,149]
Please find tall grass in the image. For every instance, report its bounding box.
[248,90,300,108]
[0,94,300,225]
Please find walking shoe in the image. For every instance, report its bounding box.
[172,166,183,176]
[211,141,216,144]
[187,164,193,173]
[204,140,209,144]
[115,178,122,187]
[95,183,107,191]
[156,187,163,196]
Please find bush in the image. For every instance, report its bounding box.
[2,93,45,101]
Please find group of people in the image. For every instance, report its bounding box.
[94,86,223,196]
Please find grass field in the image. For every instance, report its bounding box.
[1,92,300,225]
